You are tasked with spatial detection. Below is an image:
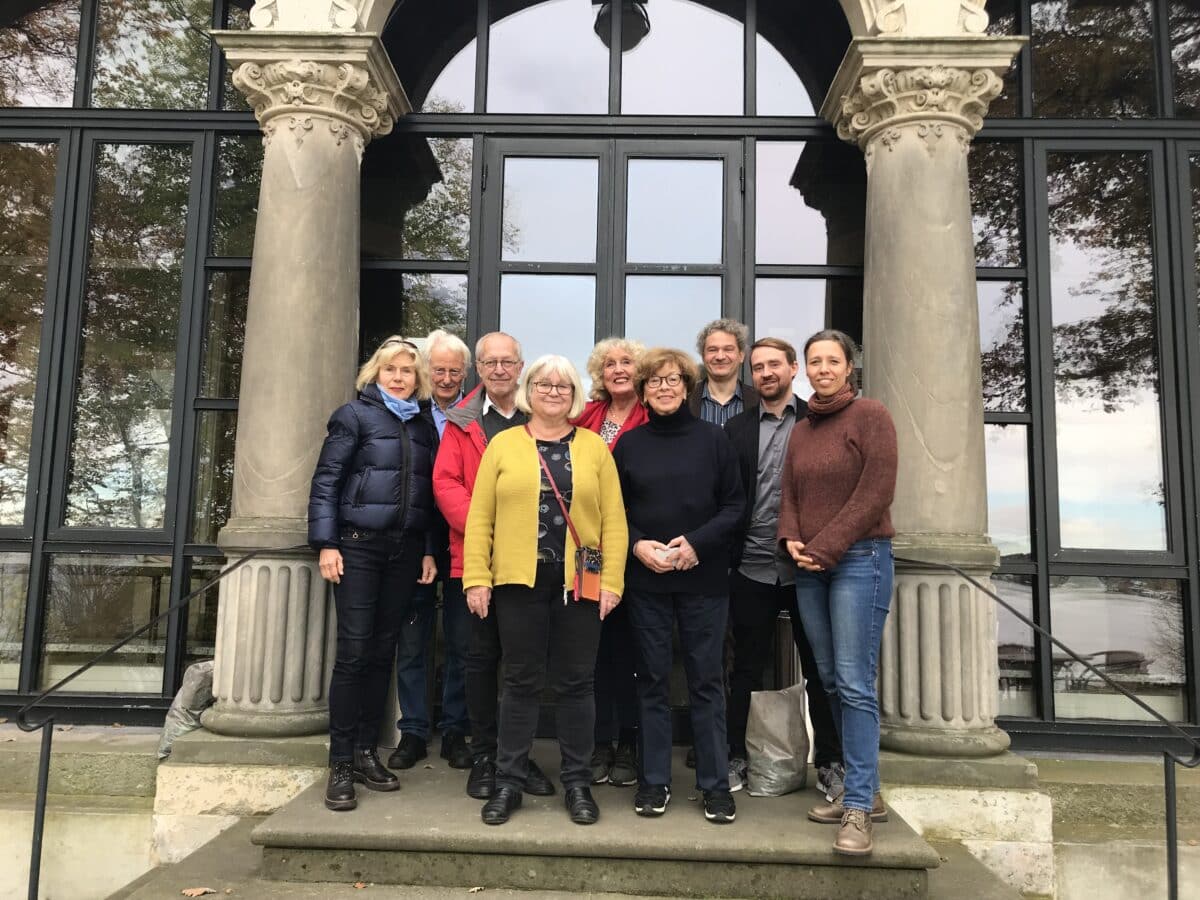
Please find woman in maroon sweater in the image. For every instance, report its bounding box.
[777,329,897,858]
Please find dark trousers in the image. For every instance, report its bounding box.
[465,594,502,760]
[328,528,423,763]
[593,599,639,744]
[628,589,729,792]
[727,570,842,767]
[493,564,603,790]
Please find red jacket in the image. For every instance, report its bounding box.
[432,385,493,577]
[572,398,648,448]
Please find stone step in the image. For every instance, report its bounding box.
[1053,823,1200,899]
[0,723,160,798]
[1032,755,1200,827]
[252,751,941,899]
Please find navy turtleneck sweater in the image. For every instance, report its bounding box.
[612,404,744,594]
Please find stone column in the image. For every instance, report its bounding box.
[821,37,1024,757]
[200,31,408,737]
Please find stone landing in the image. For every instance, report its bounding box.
[252,747,942,899]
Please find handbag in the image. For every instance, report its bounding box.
[528,426,602,602]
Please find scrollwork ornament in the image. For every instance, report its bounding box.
[873,1,907,34]
[833,66,1003,154]
[958,1,990,35]
[249,0,276,29]
[230,58,395,149]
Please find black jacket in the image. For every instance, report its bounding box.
[723,394,808,570]
[307,384,440,551]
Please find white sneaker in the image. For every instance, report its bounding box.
[817,762,845,803]
[728,756,748,793]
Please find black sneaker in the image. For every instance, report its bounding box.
[525,758,556,796]
[466,756,496,800]
[633,784,670,817]
[440,731,473,769]
[685,746,696,768]
[703,789,736,824]
[386,733,427,770]
[325,760,356,811]
[590,744,614,784]
[608,741,638,787]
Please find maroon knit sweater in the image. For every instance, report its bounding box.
[776,396,897,570]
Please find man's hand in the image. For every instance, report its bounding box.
[318,548,344,583]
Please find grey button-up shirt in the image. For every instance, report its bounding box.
[738,397,799,586]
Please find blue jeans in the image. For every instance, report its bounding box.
[394,567,470,740]
[794,538,893,812]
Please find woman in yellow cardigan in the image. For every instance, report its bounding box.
[463,354,628,827]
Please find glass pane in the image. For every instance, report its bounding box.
[1047,152,1166,551]
[994,574,1036,718]
[985,0,1019,118]
[488,0,607,114]
[1051,577,1186,721]
[65,143,192,529]
[985,424,1031,559]
[1031,1,1155,118]
[500,274,595,383]
[757,141,865,266]
[979,281,1027,412]
[211,134,262,258]
[91,0,211,110]
[0,142,58,525]
[40,553,172,693]
[754,278,829,395]
[0,0,80,107]
[191,410,236,544]
[756,33,815,116]
[1172,2,1200,116]
[627,158,723,264]
[624,275,720,352]
[622,0,742,115]
[970,142,1024,268]
[200,271,248,399]
[0,554,30,690]
[1192,155,1200,289]
[184,557,222,665]
[220,1,250,112]
[421,38,475,113]
[364,136,473,261]
[361,272,468,362]
[502,157,598,263]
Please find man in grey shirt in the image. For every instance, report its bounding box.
[723,337,843,796]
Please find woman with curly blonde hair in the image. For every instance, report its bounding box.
[573,337,648,448]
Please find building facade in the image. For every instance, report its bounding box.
[0,0,1198,752]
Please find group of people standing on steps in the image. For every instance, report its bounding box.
[307,316,898,857]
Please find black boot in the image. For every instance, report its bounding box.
[387,733,427,770]
[325,761,356,811]
[354,747,400,792]
[440,731,473,769]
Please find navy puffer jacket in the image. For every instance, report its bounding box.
[307,384,439,550]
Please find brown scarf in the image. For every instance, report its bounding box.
[807,381,856,419]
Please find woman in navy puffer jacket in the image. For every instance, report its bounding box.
[308,336,439,812]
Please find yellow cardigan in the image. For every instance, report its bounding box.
[462,426,627,596]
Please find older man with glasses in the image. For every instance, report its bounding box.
[390,330,476,773]
[432,331,557,801]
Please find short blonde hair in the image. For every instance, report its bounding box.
[515,354,587,419]
[586,337,646,402]
[636,347,699,399]
[355,336,432,400]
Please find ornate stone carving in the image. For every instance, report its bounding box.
[871,1,907,34]
[834,65,1003,152]
[249,0,362,31]
[232,58,393,155]
[958,0,990,35]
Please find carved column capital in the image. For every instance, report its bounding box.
[213,30,410,155]
[834,65,1002,152]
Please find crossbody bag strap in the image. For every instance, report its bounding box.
[526,425,583,550]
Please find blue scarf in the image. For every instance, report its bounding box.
[377,384,420,422]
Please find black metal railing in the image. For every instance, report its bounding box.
[896,556,1200,900]
[14,543,309,900]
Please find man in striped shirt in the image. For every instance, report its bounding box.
[687,318,759,427]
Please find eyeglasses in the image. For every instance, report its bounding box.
[480,358,520,370]
[533,381,574,396]
[431,367,464,379]
[646,373,683,388]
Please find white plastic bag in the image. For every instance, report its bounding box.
[745,681,809,797]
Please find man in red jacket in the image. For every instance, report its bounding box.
[432,331,555,800]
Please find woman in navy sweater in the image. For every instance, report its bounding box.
[308,336,439,812]
[612,347,744,825]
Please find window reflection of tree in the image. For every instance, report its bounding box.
[65,143,192,530]
[0,0,80,108]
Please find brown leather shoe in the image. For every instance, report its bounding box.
[807,791,888,824]
[833,808,873,856]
